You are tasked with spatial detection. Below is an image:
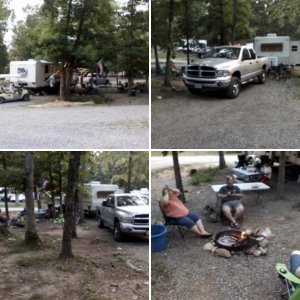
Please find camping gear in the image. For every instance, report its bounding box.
[151,224,167,252]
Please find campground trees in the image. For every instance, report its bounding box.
[24,152,41,247]
[0,0,10,73]
[8,0,149,99]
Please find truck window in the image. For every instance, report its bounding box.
[107,196,115,207]
[249,49,256,59]
[261,43,283,52]
[242,49,251,60]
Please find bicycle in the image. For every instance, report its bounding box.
[267,64,288,81]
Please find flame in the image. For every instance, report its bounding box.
[241,231,247,239]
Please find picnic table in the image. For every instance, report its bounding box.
[211,182,270,208]
[232,167,262,182]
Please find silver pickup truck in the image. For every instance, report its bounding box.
[183,46,268,98]
[97,193,149,241]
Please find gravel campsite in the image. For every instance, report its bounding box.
[151,163,300,300]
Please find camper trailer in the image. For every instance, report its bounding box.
[9,59,56,89]
[254,34,300,66]
[82,181,123,215]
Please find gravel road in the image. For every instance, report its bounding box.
[151,165,300,300]
[0,95,149,149]
[151,71,300,149]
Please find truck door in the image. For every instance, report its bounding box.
[241,48,255,81]
[104,195,115,227]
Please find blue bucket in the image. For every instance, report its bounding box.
[151,224,167,252]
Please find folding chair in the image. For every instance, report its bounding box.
[276,263,300,300]
[159,203,185,240]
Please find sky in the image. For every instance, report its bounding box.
[4,0,135,46]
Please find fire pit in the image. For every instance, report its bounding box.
[214,229,266,252]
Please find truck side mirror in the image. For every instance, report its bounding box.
[102,201,107,207]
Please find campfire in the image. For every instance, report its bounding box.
[204,227,272,258]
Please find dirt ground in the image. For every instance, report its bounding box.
[0,219,149,300]
[151,164,300,300]
[151,68,300,149]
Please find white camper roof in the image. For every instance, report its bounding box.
[0,74,21,79]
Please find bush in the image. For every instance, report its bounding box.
[191,168,219,185]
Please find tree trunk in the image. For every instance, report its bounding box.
[126,151,133,193]
[2,154,9,219]
[219,151,226,169]
[172,151,185,203]
[231,0,237,44]
[277,151,286,200]
[48,153,56,218]
[154,43,161,75]
[59,65,71,101]
[59,152,81,259]
[24,152,41,247]
[185,0,190,65]
[164,0,174,87]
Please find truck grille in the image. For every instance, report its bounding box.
[134,214,149,225]
[187,65,216,78]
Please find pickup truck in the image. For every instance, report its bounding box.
[96,193,149,241]
[183,46,268,98]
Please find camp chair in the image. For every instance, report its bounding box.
[159,202,185,240]
[276,263,300,300]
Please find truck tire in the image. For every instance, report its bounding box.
[114,221,124,242]
[0,97,5,104]
[257,70,266,84]
[226,77,241,99]
[22,94,30,101]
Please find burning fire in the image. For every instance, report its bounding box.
[241,231,248,240]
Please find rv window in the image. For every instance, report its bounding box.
[261,43,283,52]
[45,65,49,73]
[292,45,298,52]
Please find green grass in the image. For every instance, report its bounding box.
[191,167,220,185]
[29,295,45,300]
[8,240,44,254]
[16,256,51,267]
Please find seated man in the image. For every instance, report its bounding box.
[217,176,244,228]
[291,250,300,278]
[160,186,212,238]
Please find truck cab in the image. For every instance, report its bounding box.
[97,193,149,241]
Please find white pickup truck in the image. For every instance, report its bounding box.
[97,193,149,241]
[183,46,268,98]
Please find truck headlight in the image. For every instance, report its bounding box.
[217,70,230,77]
[121,216,134,224]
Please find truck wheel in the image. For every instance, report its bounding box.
[226,77,241,99]
[22,94,30,101]
[257,70,266,84]
[114,221,124,242]
[97,214,105,228]
[0,97,4,104]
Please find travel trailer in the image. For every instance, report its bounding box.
[9,59,57,90]
[254,34,300,66]
[82,181,123,215]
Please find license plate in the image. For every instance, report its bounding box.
[194,84,202,89]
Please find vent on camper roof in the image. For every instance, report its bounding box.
[267,33,277,37]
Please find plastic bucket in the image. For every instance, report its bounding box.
[151,224,167,252]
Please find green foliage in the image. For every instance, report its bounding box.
[53,214,64,225]
[191,168,219,185]
[68,95,112,105]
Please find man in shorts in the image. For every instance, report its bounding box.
[217,176,244,229]
[290,250,300,278]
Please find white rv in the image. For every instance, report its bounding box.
[82,181,123,215]
[254,34,300,66]
[9,59,56,89]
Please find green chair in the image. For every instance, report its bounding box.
[276,263,300,300]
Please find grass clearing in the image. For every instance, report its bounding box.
[191,167,220,185]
